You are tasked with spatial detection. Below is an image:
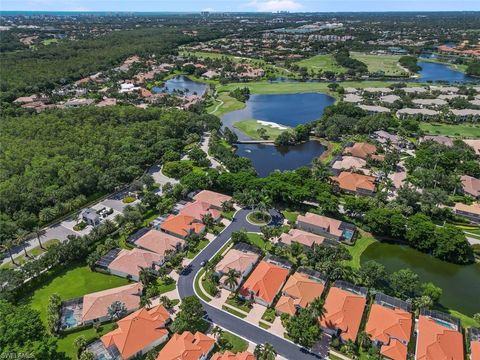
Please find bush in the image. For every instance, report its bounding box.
[122,196,136,204]
[73,221,87,231]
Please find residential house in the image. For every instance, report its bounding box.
[343,142,384,161]
[430,86,459,94]
[160,214,205,239]
[415,310,464,360]
[380,94,401,104]
[275,269,325,316]
[453,202,480,223]
[358,104,391,114]
[402,87,428,95]
[330,171,376,196]
[412,98,447,108]
[193,190,233,209]
[332,156,368,174]
[421,135,454,147]
[469,328,480,360]
[460,175,480,199]
[296,212,356,242]
[277,228,330,249]
[365,294,413,360]
[214,244,260,290]
[104,248,162,281]
[81,283,142,325]
[343,94,363,103]
[396,108,439,120]
[463,139,480,156]
[363,87,393,95]
[319,281,368,342]
[64,98,95,108]
[96,98,117,107]
[101,305,170,360]
[211,351,256,360]
[450,109,480,121]
[156,331,215,360]
[179,201,223,222]
[239,260,290,307]
[132,229,185,262]
[372,130,406,149]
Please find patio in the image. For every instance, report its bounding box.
[60,298,84,330]
[87,339,119,360]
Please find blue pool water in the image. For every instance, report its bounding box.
[342,229,355,241]
[64,309,77,328]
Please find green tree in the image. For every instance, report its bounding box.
[224,269,240,290]
[309,297,326,320]
[254,343,277,360]
[389,269,420,299]
[433,225,473,264]
[74,335,87,358]
[171,296,205,333]
[107,301,127,321]
[406,214,436,252]
[286,308,322,347]
[357,261,386,288]
[139,267,157,288]
[46,293,62,335]
[421,282,442,303]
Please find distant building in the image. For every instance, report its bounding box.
[330,171,376,196]
[81,208,101,226]
[453,202,480,223]
[296,212,356,242]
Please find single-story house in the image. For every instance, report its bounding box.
[332,156,368,173]
[372,130,406,149]
[380,94,401,104]
[416,310,464,360]
[430,85,459,94]
[460,175,480,199]
[101,305,170,360]
[156,331,215,360]
[396,108,439,120]
[343,94,363,103]
[358,104,391,114]
[275,269,325,316]
[469,328,480,360]
[296,212,356,242]
[105,248,163,281]
[453,202,480,223]
[277,228,329,249]
[330,171,376,196]
[463,139,480,156]
[160,214,206,239]
[343,142,384,161]
[421,135,454,147]
[320,281,367,342]
[192,190,233,210]
[239,260,290,307]
[133,229,185,262]
[365,293,413,360]
[450,109,480,121]
[211,351,256,360]
[412,98,447,108]
[363,87,393,95]
[179,201,222,222]
[402,87,428,94]
[214,245,260,290]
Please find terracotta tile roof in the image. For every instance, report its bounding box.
[416,315,464,360]
[463,139,480,156]
[471,339,480,360]
[461,175,480,197]
[278,228,327,247]
[320,286,367,342]
[180,201,222,221]
[101,305,170,359]
[453,202,480,216]
[135,229,185,257]
[156,331,215,360]
[330,172,376,193]
[215,248,259,274]
[343,142,384,161]
[193,190,232,208]
[211,351,256,360]
[160,214,205,238]
[280,272,325,309]
[365,304,413,360]
[275,295,297,316]
[297,213,344,237]
[82,283,142,323]
[240,261,289,305]
[108,248,163,278]
[332,156,367,171]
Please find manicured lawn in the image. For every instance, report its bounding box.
[222,305,247,318]
[208,92,246,117]
[343,235,377,269]
[225,296,252,313]
[157,278,176,294]
[259,321,271,329]
[419,122,480,138]
[220,331,249,352]
[447,309,479,328]
[187,238,210,259]
[23,263,130,324]
[295,54,347,74]
[222,210,235,220]
[1,239,61,269]
[194,268,213,302]
[233,119,289,140]
[351,52,408,76]
[261,308,276,323]
[57,322,116,358]
[246,233,272,251]
[282,210,299,223]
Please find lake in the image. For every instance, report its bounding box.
[235,141,326,177]
[152,75,208,96]
[416,61,477,83]
[361,241,480,316]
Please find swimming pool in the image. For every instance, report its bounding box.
[63,308,78,328]
[342,229,355,241]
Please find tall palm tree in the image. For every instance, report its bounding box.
[211,326,223,339]
[33,225,45,249]
[254,343,277,360]
[139,267,157,288]
[224,269,240,290]
[309,297,326,321]
[15,229,29,258]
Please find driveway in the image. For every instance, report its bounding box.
[177,208,325,360]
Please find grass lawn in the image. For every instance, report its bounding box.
[294,54,347,74]
[225,296,252,313]
[447,309,479,328]
[1,239,61,269]
[343,235,377,269]
[282,210,299,223]
[23,263,130,324]
[194,268,213,302]
[233,119,289,140]
[318,139,342,164]
[351,52,408,76]
[219,331,249,352]
[261,308,276,323]
[419,122,480,138]
[157,278,176,294]
[222,305,247,318]
[187,238,210,259]
[57,322,116,358]
[259,321,271,329]
[208,92,246,117]
[222,210,235,220]
[246,233,272,251]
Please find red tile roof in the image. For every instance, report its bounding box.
[320,286,367,342]
[160,214,205,238]
[416,315,464,360]
[193,190,232,208]
[343,142,384,161]
[278,228,327,247]
[108,248,162,278]
[101,305,170,359]
[135,229,185,257]
[330,172,376,193]
[211,351,256,360]
[240,261,289,305]
[296,213,344,237]
[180,201,222,221]
[156,331,215,360]
[471,338,480,360]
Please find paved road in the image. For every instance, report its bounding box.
[177,208,324,360]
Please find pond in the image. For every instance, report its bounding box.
[361,241,480,316]
[415,60,477,83]
[151,75,208,96]
[235,141,326,177]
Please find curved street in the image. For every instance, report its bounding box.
[177,208,324,360]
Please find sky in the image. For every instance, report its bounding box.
[1,0,480,12]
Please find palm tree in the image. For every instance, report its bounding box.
[211,326,223,339]
[139,267,157,288]
[254,343,277,360]
[33,225,45,249]
[357,331,371,349]
[74,335,87,355]
[309,297,326,320]
[15,229,29,258]
[201,213,215,229]
[107,301,128,321]
[224,269,240,290]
